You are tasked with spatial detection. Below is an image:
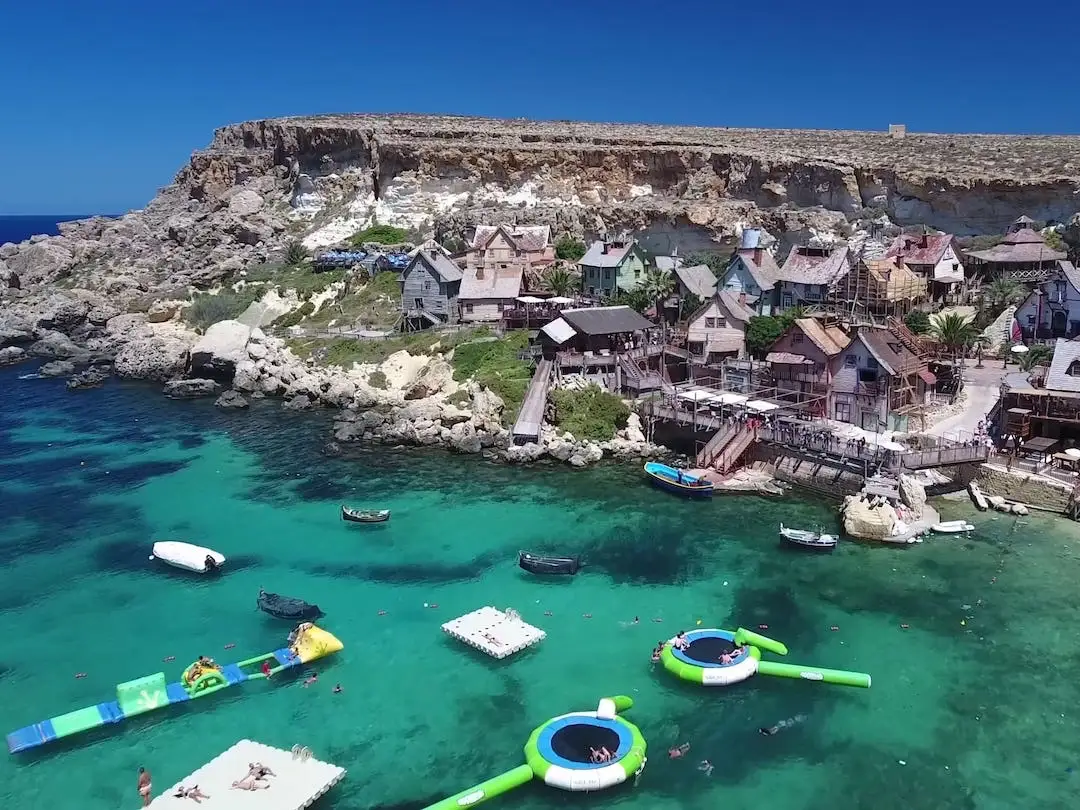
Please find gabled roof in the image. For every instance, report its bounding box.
[860,257,926,300]
[728,247,781,290]
[540,317,575,344]
[471,224,551,252]
[687,290,755,326]
[673,264,718,298]
[1045,338,1080,393]
[459,264,523,300]
[884,232,954,266]
[855,327,918,376]
[560,305,654,335]
[777,245,851,285]
[1017,260,1080,314]
[408,250,463,283]
[655,256,684,272]
[795,317,849,356]
[966,228,1066,263]
[579,240,640,269]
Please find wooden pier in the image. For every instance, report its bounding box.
[511,358,552,443]
[149,739,345,809]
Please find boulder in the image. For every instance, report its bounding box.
[841,496,897,541]
[189,320,251,382]
[228,189,265,217]
[34,294,91,331]
[0,346,26,365]
[66,368,109,390]
[0,312,35,346]
[283,394,314,411]
[86,304,121,326]
[319,377,357,408]
[146,299,184,323]
[105,313,150,338]
[39,359,76,377]
[438,403,472,426]
[404,358,454,400]
[163,378,221,399]
[448,421,482,454]
[114,334,192,381]
[898,473,927,513]
[7,240,74,285]
[28,330,84,360]
[504,442,546,463]
[215,390,250,409]
[623,412,647,444]
[232,359,261,392]
[470,384,505,429]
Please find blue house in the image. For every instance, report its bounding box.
[719,229,781,315]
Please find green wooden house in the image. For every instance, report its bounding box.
[579,236,648,298]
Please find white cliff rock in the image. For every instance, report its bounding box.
[114,333,193,381]
[189,319,252,380]
[842,496,898,541]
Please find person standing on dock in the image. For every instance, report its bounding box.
[137,766,152,807]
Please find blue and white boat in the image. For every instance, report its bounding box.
[643,462,714,498]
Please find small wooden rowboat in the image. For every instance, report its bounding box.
[779,524,838,551]
[519,551,582,576]
[341,506,391,523]
[643,462,714,498]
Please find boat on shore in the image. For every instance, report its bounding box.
[341,506,391,523]
[257,589,325,621]
[643,462,714,498]
[150,541,225,574]
[931,520,975,534]
[779,524,837,551]
[518,551,582,576]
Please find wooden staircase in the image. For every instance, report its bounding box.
[696,425,757,473]
[887,316,928,359]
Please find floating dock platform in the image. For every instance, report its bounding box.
[150,739,345,809]
[442,607,545,659]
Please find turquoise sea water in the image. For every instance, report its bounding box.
[1,365,1079,809]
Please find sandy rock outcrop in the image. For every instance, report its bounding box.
[842,496,898,541]
[189,320,252,382]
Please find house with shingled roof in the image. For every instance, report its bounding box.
[1014,259,1080,340]
[578,235,648,297]
[400,250,463,329]
[685,290,756,365]
[884,231,965,301]
[774,245,852,313]
[719,228,782,315]
[765,317,851,416]
[965,216,1066,283]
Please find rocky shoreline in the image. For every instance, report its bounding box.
[0,294,664,468]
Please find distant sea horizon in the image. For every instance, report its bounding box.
[0,214,117,245]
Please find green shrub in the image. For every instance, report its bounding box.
[745,315,785,358]
[186,289,261,331]
[349,224,410,246]
[555,235,587,261]
[272,301,315,328]
[368,370,388,389]
[904,310,931,335]
[450,331,532,424]
[549,384,630,441]
[284,239,309,267]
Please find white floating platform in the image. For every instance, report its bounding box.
[442,606,546,659]
[149,739,345,809]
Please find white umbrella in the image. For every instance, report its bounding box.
[1010,344,1030,354]
[677,390,713,403]
[746,399,779,413]
[548,296,574,305]
[517,295,543,304]
[1065,448,1080,459]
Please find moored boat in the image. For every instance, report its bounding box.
[257,588,325,621]
[931,520,975,534]
[643,462,714,498]
[341,506,391,523]
[150,541,225,574]
[518,551,582,576]
[778,524,837,551]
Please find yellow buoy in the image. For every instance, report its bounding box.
[696,619,702,625]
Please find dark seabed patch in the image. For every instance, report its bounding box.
[80,459,191,490]
[306,552,501,585]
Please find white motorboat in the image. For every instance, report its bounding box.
[779,523,838,551]
[931,521,975,534]
[150,541,225,574]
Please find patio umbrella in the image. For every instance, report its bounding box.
[1065,448,1080,459]
[548,296,574,305]
[516,296,543,304]
[1010,344,1029,354]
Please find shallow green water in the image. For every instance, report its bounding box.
[1,366,1079,809]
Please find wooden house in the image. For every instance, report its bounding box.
[774,245,852,312]
[685,291,755,364]
[1013,260,1080,340]
[579,235,648,297]
[719,228,782,315]
[400,250,463,329]
[828,254,926,319]
[965,216,1066,283]
[884,231,965,301]
[765,317,850,414]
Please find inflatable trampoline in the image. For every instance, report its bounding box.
[660,627,871,688]
[425,696,647,809]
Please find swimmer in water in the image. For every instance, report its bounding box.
[697,759,714,776]
[759,714,807,736]
[668,742,690,759]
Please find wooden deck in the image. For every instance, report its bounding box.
[511,358,552,443]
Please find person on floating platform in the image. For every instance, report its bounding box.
[651,641,665,662]
[672,631,689,651]
[204,555,218,573]
[246,762,276,780]
[172,785,210,803]
[287,621,315,651]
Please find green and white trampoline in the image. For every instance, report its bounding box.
[425,696,647,809]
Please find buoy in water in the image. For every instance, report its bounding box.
[148,555,155,561]
[696,619,702,625]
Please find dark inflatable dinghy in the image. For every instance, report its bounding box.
[257,589,325,621]
[518,551,582,576]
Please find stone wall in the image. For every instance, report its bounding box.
[976,464,1071,512]
[748,445,865,500]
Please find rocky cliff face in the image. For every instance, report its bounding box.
[2,114,1079,298]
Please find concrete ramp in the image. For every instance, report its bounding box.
[511,358,552,443]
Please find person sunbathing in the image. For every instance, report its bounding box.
[173,785,210,802]
[231,777,270,791]
[247,762,276,779]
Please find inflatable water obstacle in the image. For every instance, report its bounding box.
[660,627,871,688]
[6,624,343,754]
[425,696,647,809]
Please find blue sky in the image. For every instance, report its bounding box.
[2,0,1076,214]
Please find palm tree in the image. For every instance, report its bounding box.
[639,267,675,328]
[542,266,577,297]
[284,239,309,268]
[1019,343,1053,371]
[929,312,977,363]
[983,278,1024,311]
